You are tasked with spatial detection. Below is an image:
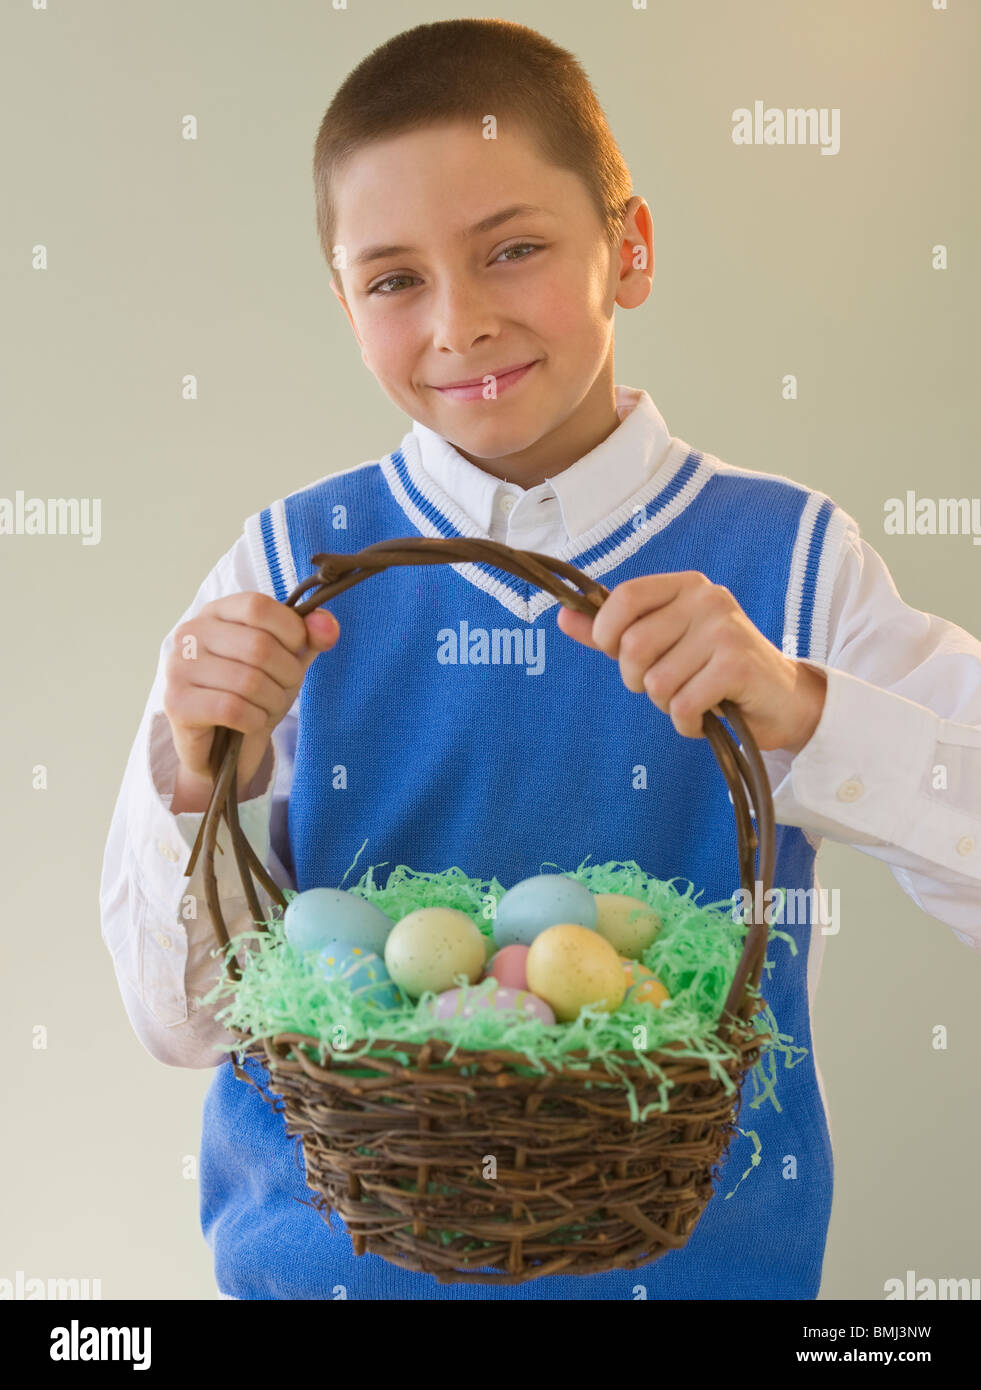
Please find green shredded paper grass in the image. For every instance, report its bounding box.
[200,855,808,1135]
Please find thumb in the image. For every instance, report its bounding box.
[303,608,340,653]
[556,603,600,650]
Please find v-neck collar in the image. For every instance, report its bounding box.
[380,387,716,622]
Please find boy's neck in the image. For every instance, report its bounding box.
[449,373,621,489]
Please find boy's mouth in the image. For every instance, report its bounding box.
[432,359,540,400]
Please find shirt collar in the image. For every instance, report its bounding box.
[410,385,673,541]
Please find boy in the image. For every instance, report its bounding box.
[100,19,981,1300]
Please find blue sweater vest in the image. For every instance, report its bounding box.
[199,435,841,1299]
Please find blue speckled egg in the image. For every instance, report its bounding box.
[284,887,394,957]
[492,873,598,948]
[315,939,402,1011]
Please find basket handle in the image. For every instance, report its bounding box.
[183,537,774,1044]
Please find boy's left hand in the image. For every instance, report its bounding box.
[556,571,828,755]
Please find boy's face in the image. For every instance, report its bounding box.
[330,120,652,481]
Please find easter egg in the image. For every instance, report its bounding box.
[315,940,402,1011]
[525,923,626,1023]
[427,977,555,1025]
[629,977,671,1009]
[486,944,530,990]
[384,907,486,998]
[593,893,662,959]
[620,957,657,991]
[493,874,598,949]
[284,887,394,958]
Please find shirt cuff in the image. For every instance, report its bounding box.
[778,661,981,877]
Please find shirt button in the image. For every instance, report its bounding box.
[956,836,975,857]
[156,840,180,861]
[836,778,864,802]
[155,932,172,950]
[497,493,516,514]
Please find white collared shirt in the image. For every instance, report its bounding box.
[412,386,669,548]
[99,385,981,1070]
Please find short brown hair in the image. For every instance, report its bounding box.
[313,18,633,293]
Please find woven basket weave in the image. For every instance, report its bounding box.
[184,537,775,1285]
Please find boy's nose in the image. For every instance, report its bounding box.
[433,330,499,361]
[431,288,500,357]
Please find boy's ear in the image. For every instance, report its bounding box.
[615,196,654,310]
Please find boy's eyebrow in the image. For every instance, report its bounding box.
[351,204,554,266]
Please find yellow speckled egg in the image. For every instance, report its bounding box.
[526,923,626,1023]
[384,907,487,998]
[593,893,662,960]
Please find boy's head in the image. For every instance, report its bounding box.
[313,19,653,481]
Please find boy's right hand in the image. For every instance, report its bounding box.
[163,592,339,800]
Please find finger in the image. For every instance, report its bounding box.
[198,614,310,690]
[201,591,317,659]
[167,682,273,740]
[176,651,294,719]
[655,652,732,740]
[555,604,601,649]
[614,606,693,693]
[303,608,340,652]
[590,573,692,657]
[637,622,714,707]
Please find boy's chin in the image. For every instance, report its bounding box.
[434,418,543,460]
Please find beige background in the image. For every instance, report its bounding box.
[2,0,978,1300]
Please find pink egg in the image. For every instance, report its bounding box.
[428,978,555,1025]
[486,944,530,990]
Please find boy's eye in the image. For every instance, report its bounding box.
[366,242,542,295]
[496,241,541,263]
[368,273,417,295]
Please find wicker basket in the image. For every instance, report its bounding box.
[184,537,775,1285]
